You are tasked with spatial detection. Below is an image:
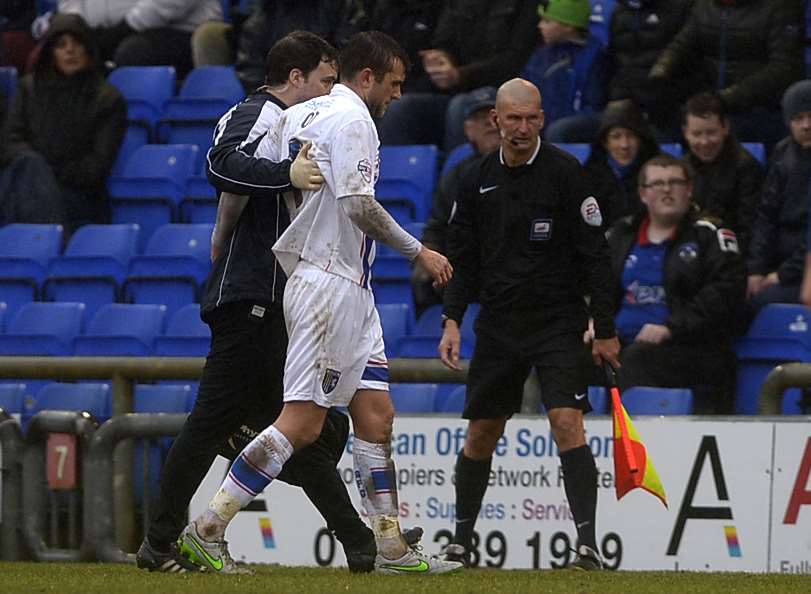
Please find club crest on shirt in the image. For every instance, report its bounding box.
[678,242,698,262]
[357,158,372,183]
[580,196,603,227]
[322,368,342,394]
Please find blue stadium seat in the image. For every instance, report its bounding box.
[378,145,439,222]
[31,382,112,423]
[163,66,245,118]
[396,304,479,358]
[107,66,176,137]
[181,173,218,223]
[554,143,590,164]
[621,387,694,415]
[440,143,475,179]
[372,255,410,279]
[112,126,149,176]
[0,66,18,101]
[0,224,63,320]
[125,224,213,317]
[389,383,438,412]
[397,335,474,359]
[74,303,166,356]
[0,383,26,421]
[108,144,199,248]
[44,224,140,321]
[587,385,609,414]
[132,383,192,503]
[434,384,465,413]
[377,303,413,357]
[0,302,85,355]
[371,278,413,304]
[154,303,211,356]
[415,305,443,334]
[135,384,192,413]
[159,67,245,148]
[589,0,616,46]
[742,142,766,165]
[660,143,683,158]
[415,303,479,341]
[0,302,6,332]
[734,304,811,414]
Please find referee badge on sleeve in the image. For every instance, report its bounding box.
[530,219,553,241]
[580,196,603,227]
[322,368,342,394]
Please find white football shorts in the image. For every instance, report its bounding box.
[282,260,389,407]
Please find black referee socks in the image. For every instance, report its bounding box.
[559,444,598,551]
[453,452,493,548]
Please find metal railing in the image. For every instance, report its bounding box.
[0,356,469,559]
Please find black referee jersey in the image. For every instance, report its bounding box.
[201,91,293,316]
[443,141,616,340]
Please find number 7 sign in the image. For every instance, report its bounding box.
[47,433,79,490]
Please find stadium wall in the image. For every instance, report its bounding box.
[190,415,811,573]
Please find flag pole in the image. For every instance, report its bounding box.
[604,362,639,474]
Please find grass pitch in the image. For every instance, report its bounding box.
[0,563,808,594]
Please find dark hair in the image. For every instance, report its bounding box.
[265,31,338,86]
[339,31,410,83]
[639,153,691,188]
[682,92,727,125]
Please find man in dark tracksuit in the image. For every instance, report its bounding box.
[137,32,380,573]
[438,79,620,570]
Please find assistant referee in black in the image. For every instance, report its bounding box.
[438,78,621,571]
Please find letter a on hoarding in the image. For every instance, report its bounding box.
[784,437,811,524]
[666,435,734,556]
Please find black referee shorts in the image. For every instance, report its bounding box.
[463,315,591,420]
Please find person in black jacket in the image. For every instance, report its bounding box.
[649,0,805,150]
[3,13,125,236]
[606,153,746,414]
[438,78,620,571]
[583,100,660,227]
[378,0,538,149]
[234,0,365,92]
[137,32,393,575]
[682,92,763,257]
[746,80,811,313]
[606,0,694,136]
[366,0,444,94]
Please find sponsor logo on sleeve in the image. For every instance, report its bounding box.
[717,229,739,254]
[357,158,372,183]
[580,196,603,227]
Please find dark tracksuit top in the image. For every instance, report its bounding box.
[200,91,293,317]
[443,140,616,340]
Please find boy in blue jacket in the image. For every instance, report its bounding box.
[522,0,608,142]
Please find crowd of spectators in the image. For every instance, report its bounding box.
[2,0,811,413]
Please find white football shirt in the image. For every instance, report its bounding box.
[270,84,380,288]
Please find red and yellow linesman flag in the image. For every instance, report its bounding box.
[604,364,668,508]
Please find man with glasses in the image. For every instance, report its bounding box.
[604,153,746,414]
